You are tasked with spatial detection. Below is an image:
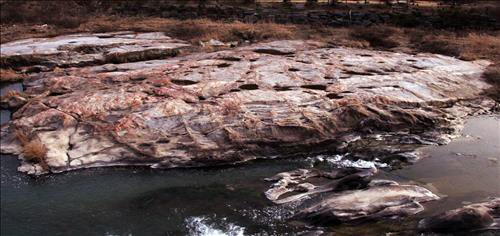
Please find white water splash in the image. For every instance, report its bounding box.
[310,154,388,169]
[185,216,245,236]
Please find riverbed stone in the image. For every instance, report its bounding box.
[265,167,439,224]
[0,36,497,175]
[418,198,500,233]
[295,183,439,225]
[264,168,378,204]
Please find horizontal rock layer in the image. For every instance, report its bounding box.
[0,32,190,69]
[0,37,496,175]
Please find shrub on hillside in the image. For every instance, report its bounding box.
[483,64,500,85]
[349,27,399,49]
[163,19,293,43]
[1,0,86,28]
[409,31,460,57]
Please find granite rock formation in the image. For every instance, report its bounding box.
[0,34,496,175]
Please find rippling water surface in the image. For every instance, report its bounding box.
[1,88,498,236]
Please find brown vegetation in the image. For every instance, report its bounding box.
[409,31,460,57]
[163,19,295,44]
[14,129,30,146]
[483,64,500,85]
[349,26,399,49]
[1,16,498,67]
[4,15,497,61]
[0,0,86,28]
[481,63,500,102]
[0,69,26,82]
[221,98,243,115]
[3,90,21,98]
[1,1,498,100]
[483,63,500,102]
[15,130,49,170]
[457,33,500,61]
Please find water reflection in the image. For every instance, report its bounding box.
[0,83,23,96]
[1,115,499,235]
[0,110,11,125]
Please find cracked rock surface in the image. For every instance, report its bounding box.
[0,32,190,69]
[0,36,497,175]
[264,168,439,224]
[296,182,439,224]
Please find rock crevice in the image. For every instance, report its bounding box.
[0,35,497,175]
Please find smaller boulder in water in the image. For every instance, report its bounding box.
[295,183,439,225]
[418,198,500,233]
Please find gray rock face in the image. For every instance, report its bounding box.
[264,168,377,204]
[264,168,439,225]
[296,183,439,225]
[418,198,500,233]
[0,36,497,175]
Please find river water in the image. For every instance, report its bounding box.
[1,83,499,235]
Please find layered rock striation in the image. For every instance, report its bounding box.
[0,35,496,175]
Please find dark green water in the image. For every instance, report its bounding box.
[1,80,499,236]
[1,155,316,236]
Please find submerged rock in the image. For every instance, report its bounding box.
[0,36,497,174]
[264,168,439,225]
[295,183,439,225]
[264,168,377,204]
[418,198,500,233]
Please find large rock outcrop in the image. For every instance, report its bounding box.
[0,35,497,175]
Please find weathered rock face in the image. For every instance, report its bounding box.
[418,198,500,233]
[264,168,439,225]
[264,167,378,205]
[0,36,497,175]
[296,183,439,225]
[0,32,190,69]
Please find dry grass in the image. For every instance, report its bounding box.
[482,64,500,102]
[483,64,500,85]
[163,19,295,44]
[221,98,243,115]
[458,33,500,61]
[1,17,498,72]
[0,0,86,28]
[1,16,297,45]
[3,90,22,98]
[1,16,498,62]
[23,139,48,166]
[15,130,30,146]
[408,30,460,57]
[0,69,26,82]
[349,26,400,49]
[1,14,499,100]
[15,130,49,170]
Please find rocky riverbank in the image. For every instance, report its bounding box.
[1,32,497,176]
